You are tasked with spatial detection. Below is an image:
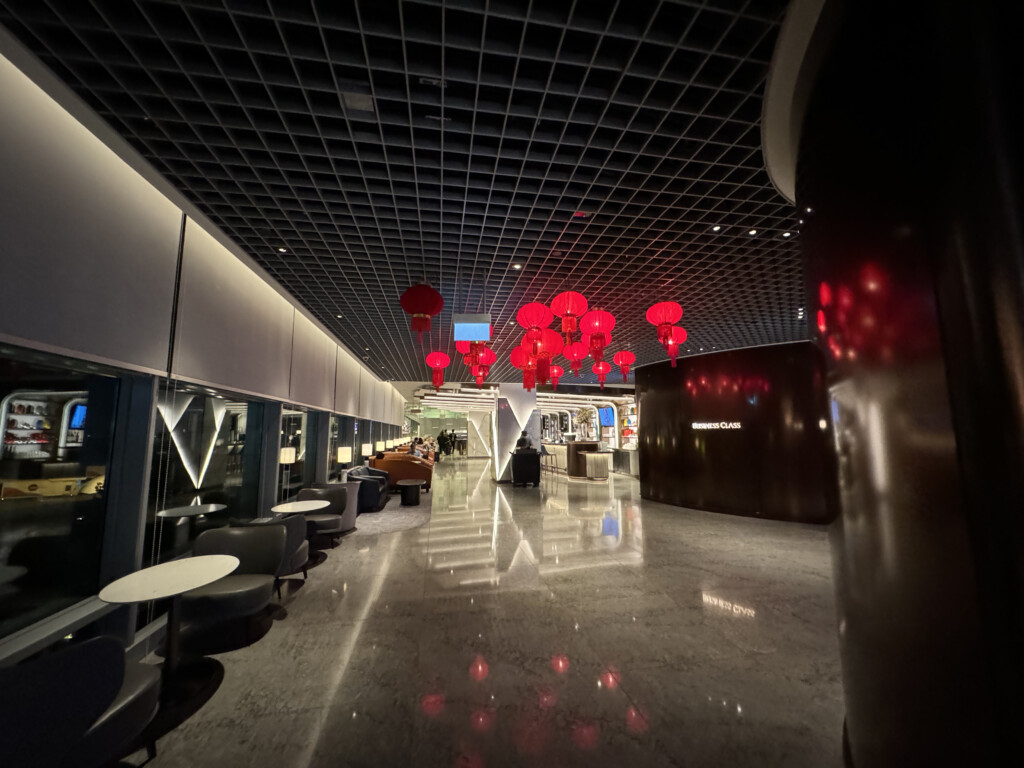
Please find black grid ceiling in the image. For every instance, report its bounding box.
[0,0,807,385]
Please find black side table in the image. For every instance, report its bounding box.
[397,479,425,506]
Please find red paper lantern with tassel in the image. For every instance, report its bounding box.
[563,342,588,377]
[472,347,497,388]
[549,364,564,390]
[425,351,450,391]
[510,346,536,391]
[455,340,474,366]
[665,326,687,367]
[516,302,554,353]
[400,284,444,342]
[579,309,615,361]
[612,350,635,382]
[645,302,683,348]
[592,361,612,389]
[549,291,588,343]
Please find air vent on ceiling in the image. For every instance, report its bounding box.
[341,91,375,114]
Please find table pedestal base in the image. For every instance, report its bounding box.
[125,657,224,759]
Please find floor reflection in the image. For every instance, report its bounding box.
[422,460,643,592]
[138,457,843,768]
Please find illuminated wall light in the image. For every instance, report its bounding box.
[375,441,385,451]
[279,446,297,464]
[362,442,373,457]
[338,446,352,463]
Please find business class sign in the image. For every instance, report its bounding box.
[691,421,743,430]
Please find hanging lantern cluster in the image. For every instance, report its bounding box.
[456,331,497,388]
[645,301,687,367]
[400,284,444,343]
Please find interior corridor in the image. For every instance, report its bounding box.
[135,459,843,768]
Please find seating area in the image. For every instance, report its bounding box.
[0,464,407,768]
[369,452,434,491]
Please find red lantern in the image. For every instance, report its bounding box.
[524,328,564,384]
[400,284,444,342]
[510,346,536,391]
[563,342,588,377]
[612,350,635,382]
[549,364,564,390]
[550,291,588,343]
[425,351,450,391]
[472,346,497,388]
[455,339,475,366]
[581,332,613,363]
[592,361,612,389]
[516,302,554,353]
[665,326,687,367]
[580,309,616,361]
[646,302,683,348]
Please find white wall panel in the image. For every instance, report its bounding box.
[289,313,336,410]
[0,53,180,373]
[172,222,294,399]
[357,367,375,420]
[391,387,405,425]
[370,379,385,422]
[334,348,360,415]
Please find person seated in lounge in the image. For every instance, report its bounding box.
[376,451,385,460]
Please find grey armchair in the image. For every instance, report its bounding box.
[309,482,358,532]
[181,525,286,624]
[296,485,348,546]
[0,636,161,768]
[231,514,309,598]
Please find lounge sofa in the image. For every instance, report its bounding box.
[347,466,389,512]
[370,455,433,491]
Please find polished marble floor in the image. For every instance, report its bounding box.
[136,458,844,768]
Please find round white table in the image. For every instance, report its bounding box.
[155,503,227,519]
[99,555,238,757]
[100,555,238,677]
[270,499,330,515]
[156,503,227,544]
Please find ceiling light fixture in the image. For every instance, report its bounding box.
[782,232,791,238]
[512,264,522,270]
[748,229,757,236]
[277,247,287,253]
[712,225,721,232]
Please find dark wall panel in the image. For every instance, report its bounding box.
[636,342,836,523]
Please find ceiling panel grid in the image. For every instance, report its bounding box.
[0,0,806,385]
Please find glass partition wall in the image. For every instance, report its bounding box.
[0,350,119,641]
[144,380,264,565]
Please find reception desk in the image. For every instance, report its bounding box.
[566,441,600,478]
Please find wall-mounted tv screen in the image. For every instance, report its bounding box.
[69,403,87,429]
[598,407,615,427]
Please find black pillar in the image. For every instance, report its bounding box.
[798,2,1024,765]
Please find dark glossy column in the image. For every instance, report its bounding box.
[798,2,1024,765]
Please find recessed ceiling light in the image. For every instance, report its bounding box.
[364,347,369,351]
[748,229,757,236]
[798,219,804,225]
[805,206,813,213]
[512,264,522,270]
[782,232,791,238]
[712,225,721,232]
[335,314,343,318]
[277,247,288,253]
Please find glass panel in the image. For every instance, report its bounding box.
[280,409,306,502]
[0,353,118,640]
[144,381,263,566]
[328,414,355,481]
